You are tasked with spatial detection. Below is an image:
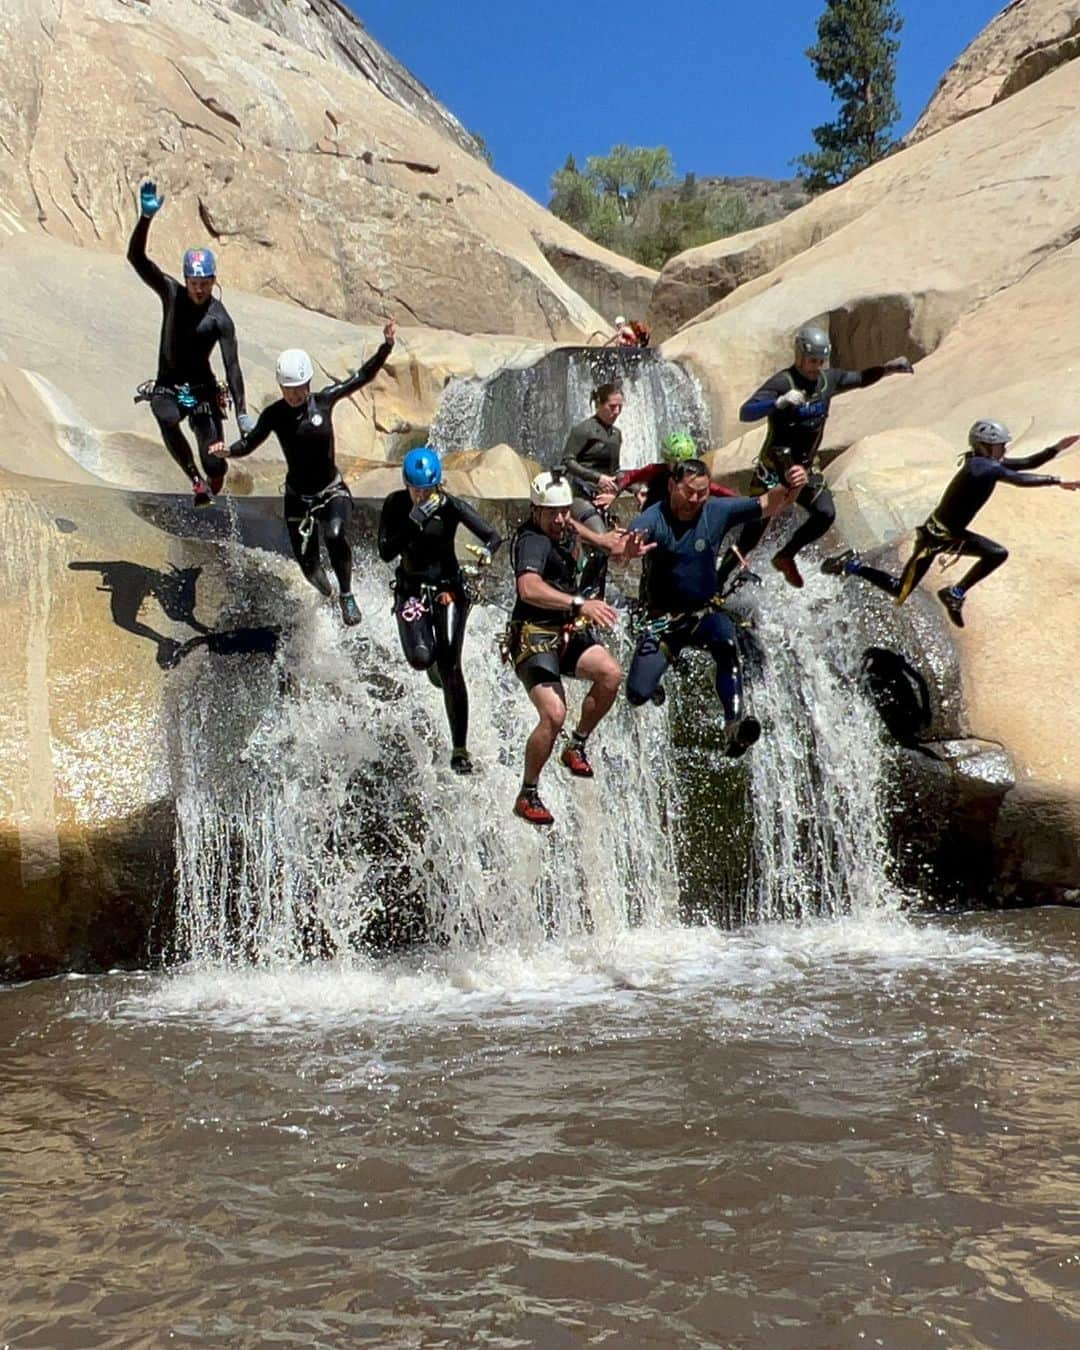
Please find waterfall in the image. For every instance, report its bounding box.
[738,563,902,922]
[430,347,710,470]
[170,548,681,967]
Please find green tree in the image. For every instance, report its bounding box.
[548,154,596,232]
[795,0,902,192]
[584,144,675,225]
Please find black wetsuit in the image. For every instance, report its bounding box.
[848,447,1064,601]
[128,216,247,485]
[378,490,502,751]
[718,362,889,583]
[562,415,623,524]
[231,341,393,594]
[626,495,764,720]
[510,521,598,694]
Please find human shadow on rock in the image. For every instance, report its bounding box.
[70,560,279,669]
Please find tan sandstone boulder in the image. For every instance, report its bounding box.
[0,0,654,342]
[908,0,1080,144]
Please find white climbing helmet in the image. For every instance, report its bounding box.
[275,348,314,388]
[968,418,1011,450]
[530,469,573,508]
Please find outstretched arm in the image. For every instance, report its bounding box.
[322,321,396,409]
[833,356,914,394]
[453,496,503,558]
[226,406,274,458]
[126,213,169,299]
[1004,434,1079,471]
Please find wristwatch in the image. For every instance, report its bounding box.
[571,594,585,613]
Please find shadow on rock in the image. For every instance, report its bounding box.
[70,559,280,669]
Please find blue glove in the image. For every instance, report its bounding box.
[140,180,164,218]
[237,412,256,436]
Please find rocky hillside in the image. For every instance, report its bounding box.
[907,0,1080,143]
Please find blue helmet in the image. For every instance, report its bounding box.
[402,446,442,488]
[183,247,217,279]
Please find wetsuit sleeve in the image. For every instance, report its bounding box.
[513,530,551,576]
[321,341,394,408]
[562,423,602,485]
[710,496,764,539]
[217,310,247,415]
[618,464,660,489]
[229,405,275,457]
[740,373,789,422]
[377,492,412,563]
[992,463,1060,487]
[1002,446,1061,471]
[832,367,886,392]
[450,495,503,556]
[126,215,169,299]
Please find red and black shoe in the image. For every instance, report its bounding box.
[771,552,804,589]
[192,477,213,508]
[514,786,554,827]
[560,741,594,778]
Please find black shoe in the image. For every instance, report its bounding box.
[340,593,362,626]
[937,587,965,628]
[821,548,858,577]
[305,565,333,598]
[650,685,667,707]
[450,748,474,775]
[191,477,213,509]
[724,716,761,759]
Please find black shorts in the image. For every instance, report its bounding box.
[516,629,600,694]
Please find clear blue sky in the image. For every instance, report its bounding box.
[354,1,1005,202]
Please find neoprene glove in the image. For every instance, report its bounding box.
[409,493,442,528]
[884,357,914,374]
[775,389,806,410]
[140,180,164,217]
[237,412,256,436]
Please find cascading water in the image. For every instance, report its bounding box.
[430,346,710,469]
[739,563,901,922]
[169,546,681,967]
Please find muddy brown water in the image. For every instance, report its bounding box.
[2,909,1078,1349]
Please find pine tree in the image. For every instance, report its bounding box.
[795,0,902,192]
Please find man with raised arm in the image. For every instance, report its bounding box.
[128,180,253,507]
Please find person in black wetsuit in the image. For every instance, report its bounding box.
[625,460,792,755]
[508,469,652,827]
[821,419,1080,627]
[127,180,254,508]
[378,447,503,775]
[225,321,396,626]
[562,382,625,531]
[717,324,913,591]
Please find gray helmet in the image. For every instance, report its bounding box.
[794,324,831,361]
[968,418,1011,450]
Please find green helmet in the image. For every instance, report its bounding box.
[661,431,697,464]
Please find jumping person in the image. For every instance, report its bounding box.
[717,324,913,591]
[225,321,396,626]
[508,469,651,826]
[128,180,254,507]
[378,447,503,775]
[625,459,793,754]
[822,420,1080,627]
